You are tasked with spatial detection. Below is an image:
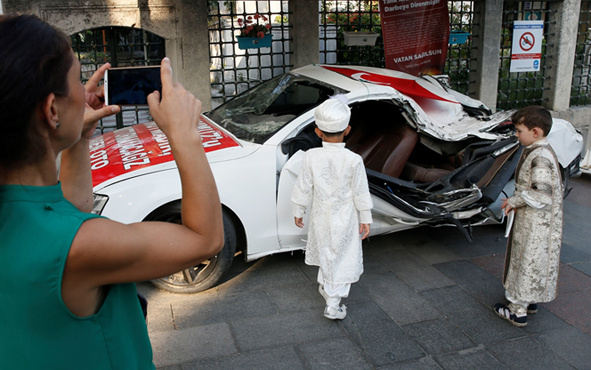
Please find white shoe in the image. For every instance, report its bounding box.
[324,305,347,320]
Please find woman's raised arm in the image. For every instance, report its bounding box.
[60,63,120,212]
[63,58,224,316]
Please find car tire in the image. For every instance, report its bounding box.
[148,202,237,293]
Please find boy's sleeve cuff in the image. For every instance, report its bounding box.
[522,191,548,209]
[359,210,372,224]
[354,193,373,212]
[293,204,306,218]
[507,196,526,209]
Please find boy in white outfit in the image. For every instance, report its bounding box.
[291,98,373,320]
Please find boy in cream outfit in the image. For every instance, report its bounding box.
[495,106,564,327]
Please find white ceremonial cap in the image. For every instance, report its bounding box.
[314,97,351,133]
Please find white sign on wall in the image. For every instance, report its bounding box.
[510,20,544,72]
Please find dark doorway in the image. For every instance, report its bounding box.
[71,27,165,134]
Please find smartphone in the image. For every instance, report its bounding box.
[104,66,161,106]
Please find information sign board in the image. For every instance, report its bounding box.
[510,20,544,72]
[379,0,449,76]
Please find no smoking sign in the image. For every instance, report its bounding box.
[511,21,543,72]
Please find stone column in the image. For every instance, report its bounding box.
[289,0,319,68]
[4,0,212,110]
[178,0,213,110]
[543,0,581,111]
[469,0,504,110]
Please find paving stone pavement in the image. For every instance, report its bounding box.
[138,175,591,369]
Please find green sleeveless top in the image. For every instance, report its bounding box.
[0,184,154,369]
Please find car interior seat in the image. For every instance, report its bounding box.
[353,124,419,179]
[401,162,452,183]
[344,124,368,153]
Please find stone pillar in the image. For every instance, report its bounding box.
[469,0,503,110]
[4,0,213,111]
[289,0,319,68]
[543,0,581,111]
[178,1,213,110]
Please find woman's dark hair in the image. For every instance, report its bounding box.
[511,105,553,137]
[0,14,73,169]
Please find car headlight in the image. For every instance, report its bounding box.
[92,193,109,215]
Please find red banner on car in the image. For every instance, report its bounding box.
[90,116,239,187]
[378,0,449,76]
[322,65,458,103]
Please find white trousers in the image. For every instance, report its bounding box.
[318,269,350,308]
[505,290,532,316]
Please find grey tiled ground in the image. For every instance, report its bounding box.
[487,337,574,368]
[401,318,477,356]
[339,300,425,366]
[139,176,591,369]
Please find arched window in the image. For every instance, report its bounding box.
[71,27,165,134]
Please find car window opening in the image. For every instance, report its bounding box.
[286,99,476,185]
[285,99,522,215]
[206,74,346,144]
[343,101,465,183]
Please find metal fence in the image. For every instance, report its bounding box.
[205,1,479,105]
[446,1,477,95]
[72,1,589,134]
[571,0,591,106]
[70,27,164,134]
[497,1,554,110]
[208,1,293,108]
[318,1,477,94]
[319,0,384,67]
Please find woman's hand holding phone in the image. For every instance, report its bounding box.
[83,63,120,139]
[147,57,202,146]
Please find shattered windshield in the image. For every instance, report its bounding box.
[206,73,346,144]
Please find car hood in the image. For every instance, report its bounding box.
[90,115,256,190]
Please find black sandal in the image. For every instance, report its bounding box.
[494,303,527,327]
[527,304,538,314]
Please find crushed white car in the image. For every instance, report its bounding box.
[90,64,584,293]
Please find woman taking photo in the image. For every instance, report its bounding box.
[0,14,224,369]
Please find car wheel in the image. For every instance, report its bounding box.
[148,202,237,293]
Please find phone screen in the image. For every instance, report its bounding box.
[105,66,161,106]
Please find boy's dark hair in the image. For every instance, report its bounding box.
[319,128,347,138]
[511,106,553,137]
[0,14,73,169]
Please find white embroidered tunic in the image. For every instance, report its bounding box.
[291,142,373,284]
[504,139,563,303]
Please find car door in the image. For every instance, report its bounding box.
[276,150,309,250]
[275,149,435,250]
